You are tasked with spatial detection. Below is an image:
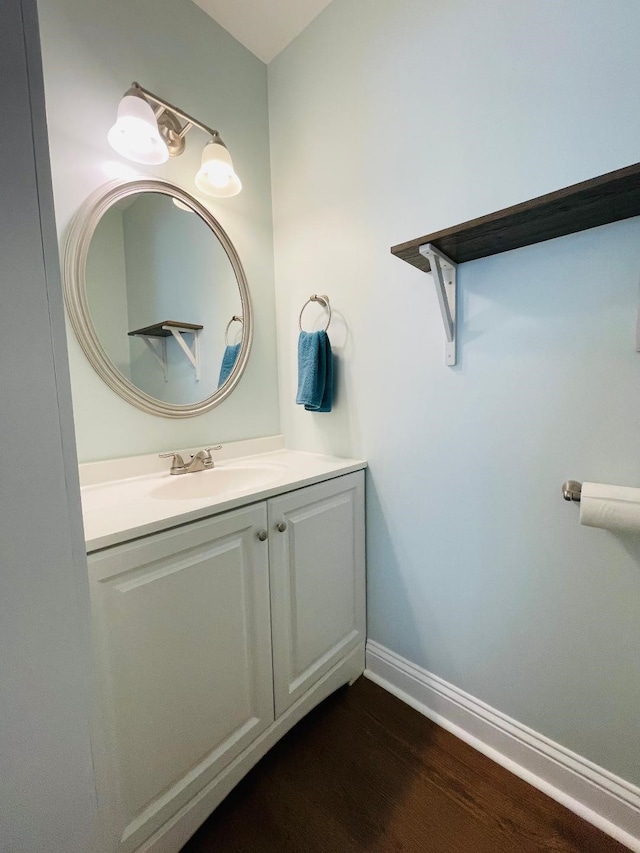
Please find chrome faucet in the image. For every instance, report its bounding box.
[159,445,222,475]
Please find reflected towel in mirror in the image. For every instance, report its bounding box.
[218,343,240,387]
[296,330,333,412]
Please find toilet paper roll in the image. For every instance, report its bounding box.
[580,482,640,533]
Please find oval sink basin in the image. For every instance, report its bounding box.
[150,464,282,502]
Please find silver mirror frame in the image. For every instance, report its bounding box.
[63,178,253,418]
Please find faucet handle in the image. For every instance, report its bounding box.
[202,445,222,468]
[159,451,186,474]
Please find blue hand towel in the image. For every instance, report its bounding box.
[296,330,334,413]
[218,343,241,387]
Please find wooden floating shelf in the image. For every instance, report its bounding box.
[391,161,640,273]
[128,320,203,338]
[128,321,204,381]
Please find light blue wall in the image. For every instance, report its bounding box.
[38,0,279,461]
[269,0,640,785]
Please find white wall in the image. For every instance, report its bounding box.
[38,0,280,462]
[1,1,96,849]
[269,0,640,786]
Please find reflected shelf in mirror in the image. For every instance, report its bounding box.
[128,321,204,382]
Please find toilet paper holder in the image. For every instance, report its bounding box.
[562,480,582,502]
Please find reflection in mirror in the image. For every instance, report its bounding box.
[85,192,242,405]
[64,178,252,418]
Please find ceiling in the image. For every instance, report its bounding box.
[191,0,333,63]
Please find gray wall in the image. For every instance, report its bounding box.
[269,0,640,787]
[0,1,97,849]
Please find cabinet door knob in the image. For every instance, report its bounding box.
[257,530,268,541]
[276,521,287,533]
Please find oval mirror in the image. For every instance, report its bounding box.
[63,178,252,418]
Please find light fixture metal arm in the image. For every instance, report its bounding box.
[132,82,221,142]
[110,83,242,195]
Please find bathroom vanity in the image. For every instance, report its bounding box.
[63,176,365,852]
[80,438,366,853]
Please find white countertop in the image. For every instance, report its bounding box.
[80,438,366,553]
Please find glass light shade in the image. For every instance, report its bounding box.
[195,139,242,198]
[107,92,169,165]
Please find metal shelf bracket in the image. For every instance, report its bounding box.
[419,243,458,366]
[165,325,201,381]
[141,337,168,382]
[136,325,201,381]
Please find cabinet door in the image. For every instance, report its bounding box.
[268,471,366,716]
[88,503,273,853]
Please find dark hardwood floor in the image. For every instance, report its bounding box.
[181,677,627,853]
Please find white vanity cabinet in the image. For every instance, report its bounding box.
[87,469,365,853]
[268,473,366,716]
[88,502,275,853]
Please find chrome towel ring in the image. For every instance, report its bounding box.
[299,294,331,332]
[224,315,243,345]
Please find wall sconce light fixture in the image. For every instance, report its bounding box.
[107,82,242,198]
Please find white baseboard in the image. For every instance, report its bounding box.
[365,640,640,852]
